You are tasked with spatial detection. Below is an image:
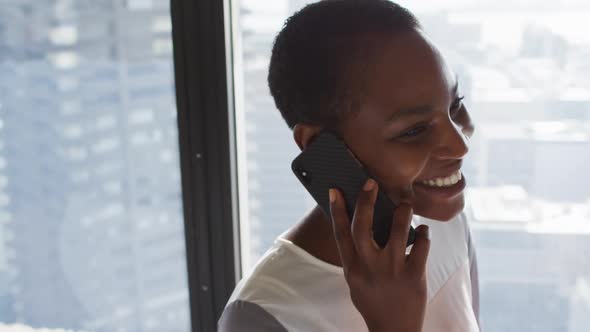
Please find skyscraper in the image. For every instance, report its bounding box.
[0,1,189,331]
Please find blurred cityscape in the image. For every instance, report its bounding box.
[237,1,590,332]
[0,0,190,331]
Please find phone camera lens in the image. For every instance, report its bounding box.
[297,168,311,184]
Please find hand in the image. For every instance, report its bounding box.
[329,179,431,332]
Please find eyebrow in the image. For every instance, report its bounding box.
[386,79,460,123]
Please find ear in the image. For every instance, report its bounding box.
[293,124,323,150]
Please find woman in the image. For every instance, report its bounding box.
[220,1,479,331]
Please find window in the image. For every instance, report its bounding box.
[234,1,590,331]
[0,1,190,332]
[152,16,173,34]
[129,109,155,125]
[63,124,83,139]
[48,26,78,46]
[96,114,117,130]
[92,137,120,154]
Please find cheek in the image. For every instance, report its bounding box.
[370,147,429,189]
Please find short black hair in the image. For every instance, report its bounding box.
[268,0,420,130]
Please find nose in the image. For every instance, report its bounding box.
[433,119,470,160]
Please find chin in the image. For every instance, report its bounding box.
[414,195,465,222]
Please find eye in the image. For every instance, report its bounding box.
[398,124,429,139]
[450,96,465,118]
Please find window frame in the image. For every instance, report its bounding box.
[170,0,240,330]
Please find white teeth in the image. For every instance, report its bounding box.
[421,170,462,188]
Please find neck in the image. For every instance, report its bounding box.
[283,205,343,268]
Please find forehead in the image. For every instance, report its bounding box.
[359,30,456,114]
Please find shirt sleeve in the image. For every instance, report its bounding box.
[218,300,288,332]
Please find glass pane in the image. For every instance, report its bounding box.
[0,1,190,331]
[234,0,317,269]
[235,1,590,331]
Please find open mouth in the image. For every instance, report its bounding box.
[413,170,466,199]
[420,170,462,187]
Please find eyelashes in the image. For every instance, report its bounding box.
[399,124,429,138]
[396,96,466,140]
[450,96,465,118]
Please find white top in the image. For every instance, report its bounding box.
[220,212,480,332]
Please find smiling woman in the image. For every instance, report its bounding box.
[233,0,590,331]
[221,1,479,331]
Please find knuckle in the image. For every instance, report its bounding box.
[390,226,405,238]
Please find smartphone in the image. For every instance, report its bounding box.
[291,131,415,248]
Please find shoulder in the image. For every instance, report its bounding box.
[219,300,288,332]
[230,238,343,301]
[218,243,300,332]
[226,243,293,305]
[221,239,349,331]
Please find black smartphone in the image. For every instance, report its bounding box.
[291,131,415,248]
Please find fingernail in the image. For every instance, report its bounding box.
[329,188,336,203]
[363,178,376,191]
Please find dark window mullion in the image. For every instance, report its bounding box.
[171,0,239,331]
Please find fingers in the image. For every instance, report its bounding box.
[351,179,379,257]
[329,188,357,269]
[407,225,431,276]
[387,203,414,259]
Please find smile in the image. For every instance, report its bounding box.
[420,170,462,187]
